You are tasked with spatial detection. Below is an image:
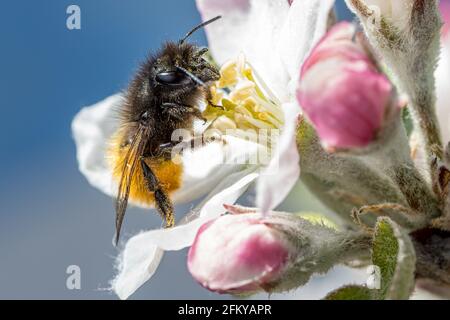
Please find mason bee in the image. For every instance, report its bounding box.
[109,16,221,244]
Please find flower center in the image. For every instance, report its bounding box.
[203,55,284,140]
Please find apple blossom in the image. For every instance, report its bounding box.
[71,0,336,299]
[65,0,450,300]
[187,213,293,294]
[187,205,371,295]
[297,22,396,150]
[345,0,443,178]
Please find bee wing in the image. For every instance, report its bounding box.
[114,124,150,245]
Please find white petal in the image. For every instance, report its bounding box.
[256,102,301,214]
[278,0,335,96]
[172,135,261,203]
[197,0,291,101]
[436,38,450,144]
[196,0,251,65]
[111,166,259,299]
[71,94,123,197]
[112,241,164,300]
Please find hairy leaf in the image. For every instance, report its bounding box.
[372,217,416,300]
[325,285,372,300]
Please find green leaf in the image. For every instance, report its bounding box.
[325,285,373,300]
[372,217,416,300]
[322,217,416,300]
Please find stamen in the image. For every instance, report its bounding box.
[263,113,283,128]
[241,114,275,130]
[204,54,285,148]
[246,61,282,106]
[229,82,255,103]
[212,115,237,131]
[253,95,284,123]
[235,105,253,118]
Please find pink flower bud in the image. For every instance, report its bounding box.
[187,205,371,295]
[187,212,293,294]
[296,22,394,150]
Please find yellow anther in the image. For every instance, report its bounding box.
[242,97,257,110]
[222,98,237,111]
[258,112,270,121]
[243,67,254,81]
[217,60,238,88]
[235,105,253,117]
[229,81,255,103]
[209,86,224,106]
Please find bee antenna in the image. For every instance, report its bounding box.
[179,15,222,44]
[176,66,206,87]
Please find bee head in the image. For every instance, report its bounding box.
[124,17,221,118]
[154,43,219,88]
[151,16,222,94]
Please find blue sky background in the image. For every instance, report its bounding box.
[0,1,354,299]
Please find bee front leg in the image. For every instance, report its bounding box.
[157,140,199,160]
[158,131,225,160]
[140,158,175,227]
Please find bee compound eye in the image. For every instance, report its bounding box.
[155,71,189,86]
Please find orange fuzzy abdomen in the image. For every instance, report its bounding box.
[108,134,183,207]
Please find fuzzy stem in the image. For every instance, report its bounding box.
[348,0,443,184]
[274,216,372,292]
[400,0,443,179]
[297,119,409,227]
[359,117,441,224]
[409,0,443,145]
[410,93,443,155]
[390,163,441,221]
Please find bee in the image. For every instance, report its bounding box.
[109,16,222,244]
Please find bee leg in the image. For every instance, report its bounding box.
[140,158,175,227]
[157,142,178,160]
[158,140,195,160]
[205,88,224,110]
[157,132,225,160]
[208,101,224,110]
